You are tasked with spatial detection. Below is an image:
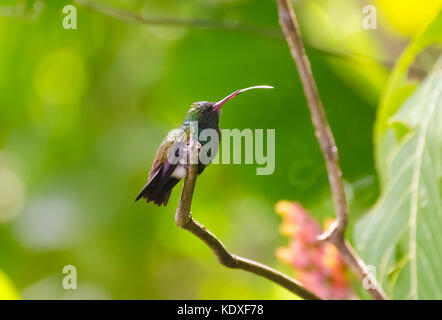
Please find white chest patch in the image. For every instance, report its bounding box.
[171,165,187,179]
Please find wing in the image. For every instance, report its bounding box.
[135,128,189,206]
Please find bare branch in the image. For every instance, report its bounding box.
[175,137,321,300]
[276,0,388,300]
[277,0,348,241]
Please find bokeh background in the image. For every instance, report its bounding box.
[0,0,440,299]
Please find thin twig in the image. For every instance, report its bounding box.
[175,137,321,300]
[74,0,428,78]
[276,0,388,300]
[74,0,281,40]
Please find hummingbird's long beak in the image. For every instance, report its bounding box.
[213,85,273,112]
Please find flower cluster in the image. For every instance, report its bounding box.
[275,201,353,299]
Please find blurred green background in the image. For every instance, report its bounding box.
[0,0,439,299]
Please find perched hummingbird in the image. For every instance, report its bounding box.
[136,85,273,206]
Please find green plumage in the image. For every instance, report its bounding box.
[136,101,220,206]
[136,85,273,206]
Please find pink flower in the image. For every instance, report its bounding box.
[275,201,353,300]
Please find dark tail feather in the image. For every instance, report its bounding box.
[136,177,180,207]
[135,184,150,202]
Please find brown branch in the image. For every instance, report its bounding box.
[175,138,320,300]
[276,0,388,300]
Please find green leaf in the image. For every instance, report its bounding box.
[375,11,442,184]
[355,62,442,299]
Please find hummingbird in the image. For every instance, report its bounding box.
[136,85,273,206]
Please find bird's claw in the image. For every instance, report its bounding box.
[187,141,201,151]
